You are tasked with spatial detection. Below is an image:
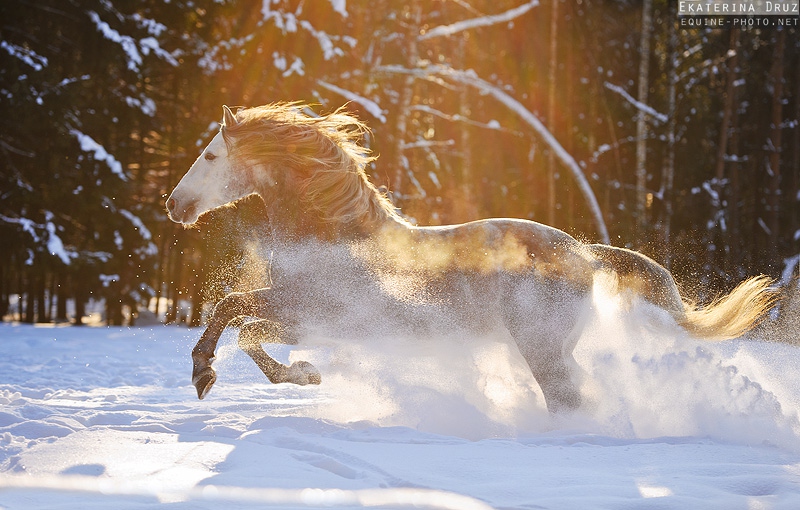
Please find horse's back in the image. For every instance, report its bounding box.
[408,218,595,289]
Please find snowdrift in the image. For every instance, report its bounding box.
[1,285,799,509]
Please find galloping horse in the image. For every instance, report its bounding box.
[166,103,776,413]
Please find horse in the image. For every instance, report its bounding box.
[166,103,777,413]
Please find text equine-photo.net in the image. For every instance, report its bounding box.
[678,0,798,28]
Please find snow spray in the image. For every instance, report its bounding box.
[216,237,800,447]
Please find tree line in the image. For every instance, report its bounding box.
[1,0,798,325]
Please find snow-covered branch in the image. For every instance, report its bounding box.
[1,41,48,71]
[376,64,610,243]
[261,4,353,61]
[299,20,354,61]
[89,11,142,72]
[317,81,387,123]
[0,140,35,158]
[88,11,179,73]
[419,1,539,41]
[604,82,668,125]
[0,213,76,264]
[70,130,127,181]
[400,139,456,150]
[120,209,152,241]
[411,104,522,135]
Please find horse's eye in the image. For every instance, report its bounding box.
[204,152,216,162]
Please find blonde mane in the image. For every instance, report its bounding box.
[221,103,407,229]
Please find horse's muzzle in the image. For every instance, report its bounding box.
[166,196,197,224]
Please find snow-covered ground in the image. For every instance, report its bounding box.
[1,295,799,509]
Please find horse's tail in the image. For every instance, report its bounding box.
[678,275,778,340]
[586,244,778,340]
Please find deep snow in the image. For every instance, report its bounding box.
[1,292,799,509]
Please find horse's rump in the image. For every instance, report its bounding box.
[587,244,777,340]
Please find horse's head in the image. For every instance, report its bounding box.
[166,105,254,225]
[167,102,403,232]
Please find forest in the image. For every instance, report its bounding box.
[1,0,798,326]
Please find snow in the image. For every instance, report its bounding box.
[0,41,48,71]
[70,130,127,181]
[318,81,387,123]
[299,21,347,61]
[98,274,120,287]
[45,221,72,265]
[284,57,305,77]
[138,37,179,67]
[0,214,75,265]
[125,95,157,116]
[419,1,539,41]
[328,0,348,18]
[759,217,773,236]
[88,11,143,72]
[130,14,168,38]
[1,286,799,509]
[604,82,669,125]
[0,215,40,243]
[783,255,800,285]
[272,51,287,72]
[119,209,153,241]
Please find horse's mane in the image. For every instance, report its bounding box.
[221,102,408,230]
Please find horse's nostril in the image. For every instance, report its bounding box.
[167,197,176,211]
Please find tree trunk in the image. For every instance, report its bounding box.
[661,3,677,269]
[393,2,421,198]
[165,243,183,324]
[17,262,26,322]
[189,272,204,327]
[716,29,740,184]
[24,271,35,324]
[635,0,653,242]
[767,29,785,265]
[106,288,123,326]
[729,75,743,271]
[56,274,68,322]
[564,0,575,231]
[0,258,7,319]
[546,0,559,227]
[792,57,800,255]
[458,33,475,221]
[73,269,88,326]
[712,28,740,276]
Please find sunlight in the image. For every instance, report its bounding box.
[636,482,673,498]
[591,272,623,320]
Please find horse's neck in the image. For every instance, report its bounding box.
[264,198,342,242]
[265,196,404,243]
[266,208,320,241]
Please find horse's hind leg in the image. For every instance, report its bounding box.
[522,345,583,414]
[505,285,591,413]
[238,320,320,386]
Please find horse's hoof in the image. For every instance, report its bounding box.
[192,367,217,399]
[286,361,321,386]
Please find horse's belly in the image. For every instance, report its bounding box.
[280,270,506,341]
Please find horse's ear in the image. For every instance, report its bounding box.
[222,105,238,128]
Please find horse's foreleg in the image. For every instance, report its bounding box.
[191,289,273,399]
[237,320,321,386]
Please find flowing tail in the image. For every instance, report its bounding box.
[678,275,779,340]
[586,244,778,341]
